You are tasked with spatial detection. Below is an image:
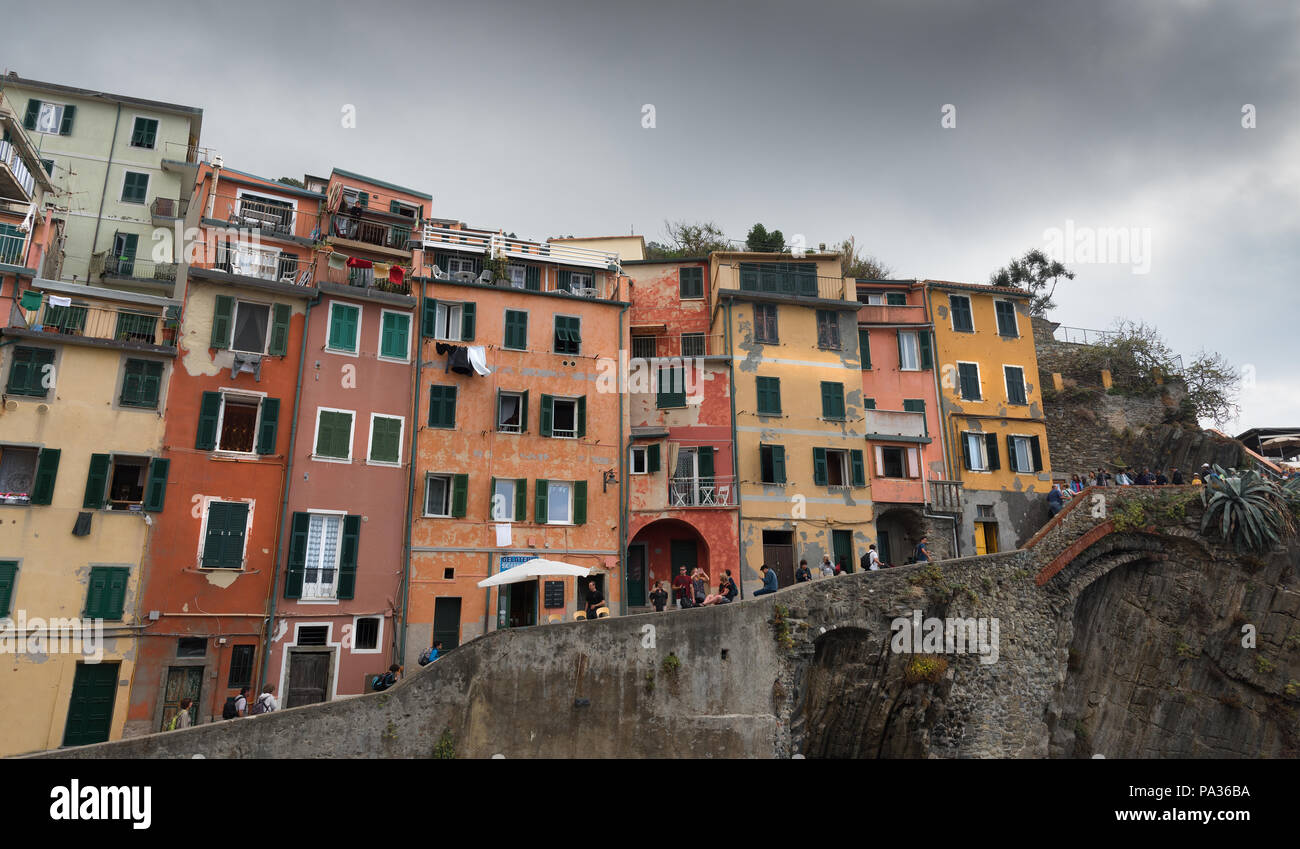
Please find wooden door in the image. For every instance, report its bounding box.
[63,662,119,747]
[433,597,461,649]
[161,666,202,730]
[286,652,330,707]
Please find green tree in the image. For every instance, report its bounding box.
[277,176,305,188]
[989,248,1075,317]
[838,236,893,279]
[745,223,786,252]
[1183,350,1241,427]
[644,220,731,259]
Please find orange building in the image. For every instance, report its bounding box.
[404,224,627,655]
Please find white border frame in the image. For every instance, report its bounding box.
[962,431,991,473]
[366,412,405,467]
[629,445,648,475]
[496,389,525,433]
[544,480,575,525]
[351,615,385,655]
[195,496,254,571]
[312,406,356,463]
[119,169,150,205]
[423,472,453,518]
[229,297,274,355]
[993,298,1020,338]
[956,360,983,401]
[1003,363,1028,405]
[212,388,267,457]
[490,477,521,522]
[432,300,464,342]
[30,99,67,136]
[898,330,922,371]
[549,396,580,440]
[299,508,347,603]
[1006,432,1038,474]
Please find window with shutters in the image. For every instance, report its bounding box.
[121,171,149,204]
[378,310,411,361]
[499,263,525,288]
[84,566,129,619]
[963,432,990,472]
[432,301,463,341]
[214,394,264,454]
[825,449,850,488]
[898,331,921,370]
[106,455,148,510]
[753,303,778,343]
[994,300,1019,337]
[129,117,158,149]
[326,302,361,354]
[26,100,67,135]
[497,391,524,433]
[6,345,55,397]
[491,478,520,521]
[503,310,528,351]
[859,327,871,369]
[879,446,907,479]
[424,474,452,517]
[313,408,355,461]
[428,385,457,428]
[759,444,786,485]
[949,295,974,332]
[553,315,581,354]
[367,414,403,465]
[551,398,579,439]
[816,311,841,349]
[820,382,846,420]
[630,445,647,474]
[1006,434,1041,473]
[200,500,251,569]
[657,365,686,408]
[353,617,382,652]
[0,446,38,502]
[547,481,573,524]
[0,561,18,617]
[230,300,271,354]
[302,512,344,600]
[119,358,164,408]
[756,376,781,416]
[1004,365,1027,405]
[738,262,816,296]
[679,267,704,300]
[957,362,982,400]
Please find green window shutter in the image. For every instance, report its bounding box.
[886,292,907,306]
[504,310,527,350]
[658,365,686,408]
[337,515,360,599]
[525,265,540,291]
[451,474,468,518]
[370,416,401,463]
[985,433,1000,471]
[201,502,249,567]
[1006,435,1019,473]
[902,399,927,435]
[84,568,107,618]
[859,327,871,369]
[515,478,527,522]
[919,331,933,369]
[318,411,353,458]
[211,295,234,349]
[772,445,787,484]
[31,449,60,505]
[59,104,76,135]
[143,458,169,512]
[85,567,128,619]
[0,562,16,617]
[557,269,571,292]
[196,391,221,450]
[539,394,553,437]
[328,304,358,351]
[1031,435,1043,471]
[122,172,148,203]
[698,447,714,484]
[284,512,309,599]
[83,454,111,509]
[256,398,280,455]
[534,479,549,522]
[23,99,39,130]
[1006,367,1026,404]
[461,302,475,341]
[269,303,291,356]
[864,398,876,409]
[380,312,409,359]
[739,263,759,291]
[573,480,587,525]
[519,390,529,432]
[820,382,844,420]
[422,297,437,337]
[813,447,828,486]
[577,395,587,437]
[390,200,401,214]
[961,433,973,470]
[7,346,54,396]
[850,449,866,487]
[756,376,780,415]
[201,503,228,567]
[428,386,457,428]
[647,443,660,473]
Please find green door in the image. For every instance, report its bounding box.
[63,661,120,747]
[627,544,647,607]
[669,539,697,577]
[832,530,854,574]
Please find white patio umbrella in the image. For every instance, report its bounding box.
[476,558,591,588]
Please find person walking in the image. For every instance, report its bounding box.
[914,537,931,563]
[251,684,279,715]
[169,698,194,731]
[867,544,881,571]
[753,564,779,596]
[1047,484,1064,517]
[1171,468,1184,485]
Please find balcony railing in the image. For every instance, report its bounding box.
[0,231,26,266]
[206,250,312,286]
[150,197,189,220]
[32,302,172,347]
[316,254,411,296]
[332,213,413,251]
[858,303,927,325]
[420,225,620,271]
[206,194,299,238]
[927,479,963,513]
[863,409,928,440]
[668,475,738,507]
[0,139,36,199]
[629,332,724,358]
[93,253,178,284]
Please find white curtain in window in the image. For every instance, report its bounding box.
[899,333,920,370]
[492,479,515,520]
[304,514,341,598]
[547,481,571,524]
[1013,438,1032,472]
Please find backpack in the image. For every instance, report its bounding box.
[249,694,270,715]
[371,672,394,692]
[221,696,240,720]
[167,711,181,731]
[418,647,438,666]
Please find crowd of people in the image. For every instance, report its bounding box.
[1048,462,1227,517]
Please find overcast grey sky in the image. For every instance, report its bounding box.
[5,0,1298,431]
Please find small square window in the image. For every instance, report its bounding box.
[355,617,380,651]
[177,637,207,658]
[497,391,524,433]
[630,445,648,474]
[121,171,149,204]
[425,474,452,517]
[130,117,159,149]
[297,626,328,646]
[443,567,454,580]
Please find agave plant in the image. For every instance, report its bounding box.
[1283,474,1300,508]
[1200,465,1293,552]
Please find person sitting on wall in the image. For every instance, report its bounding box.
[795,560,812,583]
[700,577,732,606]
[723,570,738,602]
[753,564,779,596]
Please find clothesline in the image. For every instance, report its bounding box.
[322,248,408,287]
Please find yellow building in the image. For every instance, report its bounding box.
[924,280,1052,554]
[0,278,177,754]
[709,252,873,590]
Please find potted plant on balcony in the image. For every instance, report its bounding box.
[162,317,179,345]
[483,254,508,286]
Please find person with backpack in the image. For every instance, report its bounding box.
[372,664,401,692]
[168,697,194,731]
[250,684,278,715]
[418,641,443,666]
[222,687,249,720]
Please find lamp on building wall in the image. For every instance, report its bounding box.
[602,469,617,493]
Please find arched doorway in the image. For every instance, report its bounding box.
[628,518,711,608]
[873,507,925,566]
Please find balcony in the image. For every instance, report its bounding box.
[863,409,928,440]
[421,225,620,272]
[858,303,927,325]
[93,253,179,286]
[151,197,190,226]
[316,254,411,297]
[0,230,26,267]
[668,475,738,508]
[629,332,724,359]
[928,479,963,513]
[209,249,312,286]
[29,301,175,349]
[331,213,414,253]
[0,140,36,202]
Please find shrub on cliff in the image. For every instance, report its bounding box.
[1200,466,1294,552]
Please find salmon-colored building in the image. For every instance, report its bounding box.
[623,258,738,605]
[264,168,424,705]
[856,279,954,563]
[127,162,319,733]
[403,224,627,658]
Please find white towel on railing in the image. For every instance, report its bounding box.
[466,345,490,376]
[48,295,72,307]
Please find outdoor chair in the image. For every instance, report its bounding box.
[574,611,587,621]
[431,264,451,281]
[476,269,494,285]
[596,607,611,619]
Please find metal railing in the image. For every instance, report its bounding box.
[150,197,189,220]
[0,231,26,266]
[94,253,179,283]
[163,141,214,164]
[420,224,620,271]
[1053,324,1185,375]
[316,254,410,295]
[0,139,36,198]
[211,194,297,237]
[211,250,311,286]
[629,332,723,358]
[927,479,963,513]
[668,475,738,507]
[33,302,169,346]
[332,213,412,251]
